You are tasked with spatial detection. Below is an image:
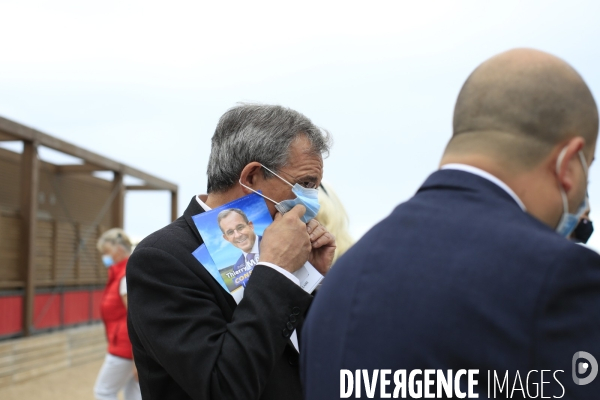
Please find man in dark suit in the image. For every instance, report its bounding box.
[302,49,600,399]
[217,208,261,287]
[127,104,336,400]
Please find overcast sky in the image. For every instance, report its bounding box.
[1,0,600,248]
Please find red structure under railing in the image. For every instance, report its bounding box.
[0,287,104,338]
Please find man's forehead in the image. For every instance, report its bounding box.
[285,152,323,179]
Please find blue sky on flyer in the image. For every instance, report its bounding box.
[193,193,272,268]
[1,0,600,248]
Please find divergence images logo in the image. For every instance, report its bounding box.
[572,351,598,386]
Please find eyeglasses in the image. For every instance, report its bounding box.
[224,224,248,237]
[264,166,318,189]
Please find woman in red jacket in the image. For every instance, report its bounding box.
[94,228,141,400]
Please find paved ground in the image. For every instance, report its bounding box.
[0,358,125,400]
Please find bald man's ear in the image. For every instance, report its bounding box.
[239,162,263,193]
[555,137,585,193]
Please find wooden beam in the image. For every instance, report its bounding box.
[171,190,178,222]
[56,164,106,174]
[0,147,57,174]
[125,185,160,191]
[0,131,17,141]
[20,141,39,336]
[34,278,108,287]
[0,115,177,192]
[121,166,177,192]
[0,116,119,169]
[0,117,34,141]
[0,281,25,289]
[112,172,124,228]
[37,133,121,171]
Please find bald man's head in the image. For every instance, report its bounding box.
[445,49,598,169]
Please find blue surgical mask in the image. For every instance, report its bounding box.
[555,148,589,237]
[102,254,114,268]
[239,164,321,224]
[275,184,321,223]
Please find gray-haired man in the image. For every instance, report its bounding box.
[127,104,336,400]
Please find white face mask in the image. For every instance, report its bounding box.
[555,147,589,237]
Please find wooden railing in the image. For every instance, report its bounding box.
[0,324,106,388]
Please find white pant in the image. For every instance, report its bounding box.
[94,354,142,400]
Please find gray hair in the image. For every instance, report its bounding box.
[217,208,249,232]
[206,103,332,193]
[96,228,132,253]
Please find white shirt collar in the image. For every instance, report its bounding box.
[440,164,526,211]
[196,195,211,211]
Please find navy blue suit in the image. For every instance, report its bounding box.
[302,169,600,399]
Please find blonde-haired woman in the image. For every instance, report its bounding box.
[94,228,141,400]
[315,181,354,265]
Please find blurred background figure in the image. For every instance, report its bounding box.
[94,229,141,400]
[316,181,354,264]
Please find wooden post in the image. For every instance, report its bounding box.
[171,190,178,222]
[75,222,81,282]
[51,220,58,283]
[111,172,124,228]
[96,225,103,279]
[21,141,39,336]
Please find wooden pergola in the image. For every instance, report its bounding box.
[0,116,178,336]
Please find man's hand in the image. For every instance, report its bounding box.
[260,205,312,273]
[307,219,336,275]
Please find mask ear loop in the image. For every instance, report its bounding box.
[556,146,570,216]
[578,151,589,177]
[555,146,568,175]
[238,179,279,205]
[238,164,294,205]
[260,164,294,188]
[576,152,590,215]
[556,148,590,220]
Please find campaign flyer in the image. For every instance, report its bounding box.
[191,193,323,302]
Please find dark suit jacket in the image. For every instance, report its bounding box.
[302,169,600,399]
[127,197,312,400]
